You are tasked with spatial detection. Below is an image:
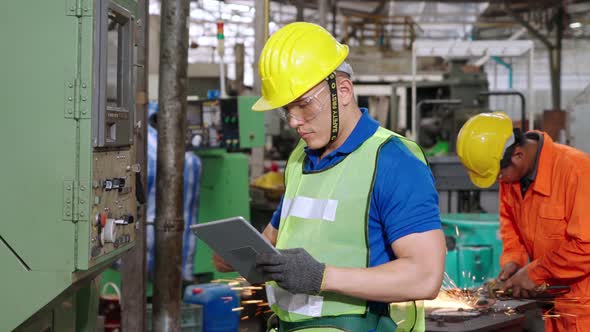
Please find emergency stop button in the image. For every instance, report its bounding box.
[100,212,107,227]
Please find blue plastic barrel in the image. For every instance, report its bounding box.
[184,283,240,332]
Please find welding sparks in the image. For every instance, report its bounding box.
[232,307,244,312]
[427,273,584,324]
[426,273,486,313]
[441,272,459,290]
[424,291,476,311]
[232,286,262,291]
[542,307,578,320]
[241,300,264,304]
[213,279,242,287]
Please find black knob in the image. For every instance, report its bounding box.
[124,215,134,224]
[103,179,113,191]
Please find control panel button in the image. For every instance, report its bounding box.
[103,180,113,191]
[100,212,108,227]
[112,178,125,190]
[114,215,134,225]
[101,219,117,244]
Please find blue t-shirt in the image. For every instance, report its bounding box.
[270,108,441,268]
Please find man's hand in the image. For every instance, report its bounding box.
[213,254,234,272]
[502,265,539,298]
[498,262,520,281]
[256,248,325,295]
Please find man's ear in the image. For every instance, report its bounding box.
[511,146,525,163]
[336,77,354,106]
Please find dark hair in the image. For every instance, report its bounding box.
[500,128,525,169]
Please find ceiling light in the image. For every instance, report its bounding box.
[570,22,582,29]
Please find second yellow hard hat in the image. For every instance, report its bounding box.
[456,112,514,188]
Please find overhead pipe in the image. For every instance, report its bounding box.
[491,56,513,89]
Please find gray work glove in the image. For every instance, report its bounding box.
[256,248,326,295]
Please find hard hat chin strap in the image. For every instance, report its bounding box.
[326,72,339,145]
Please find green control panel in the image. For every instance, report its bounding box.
[0,0,140,330]
[186,96,265,151]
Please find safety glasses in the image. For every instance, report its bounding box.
[279,85,328,123]
[499,130,519,169]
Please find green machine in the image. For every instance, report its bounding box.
[186,96,265,281]
[441,214,503,289]
[0,0,140,330]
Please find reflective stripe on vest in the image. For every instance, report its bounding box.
[267,127,427,327]
[280,197,338,222]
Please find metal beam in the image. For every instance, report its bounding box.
[319,0,329,28]
[332,0,337,35]
[550,6,564,110]
[234,43,245,89]
[472,27,526,67]
[295,0,304,21]
[503,0,564,110]
[251,0,269,180]
[341,0,388,42]
[253,0,268,94]
[503,1,554,48]
[153,0,190,330]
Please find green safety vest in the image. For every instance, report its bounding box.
[266,127,427,332]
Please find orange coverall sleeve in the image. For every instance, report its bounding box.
[499,185,529,268]
[528,170,590,284]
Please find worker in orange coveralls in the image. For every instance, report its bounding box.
[456,112,590,331]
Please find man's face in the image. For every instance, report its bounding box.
[498,163,520,183]
[282,82,332,149]
[497,147,527,183]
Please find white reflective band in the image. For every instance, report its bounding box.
[281,196,338,222]
[266,284,324,317]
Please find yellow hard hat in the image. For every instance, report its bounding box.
[252,22,349,111]
[456,112,514,188]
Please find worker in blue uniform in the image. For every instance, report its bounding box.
[146,102,202,282]
[215,22,445,331]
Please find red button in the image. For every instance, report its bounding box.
[192,288,203,295]
[101,212,107,227]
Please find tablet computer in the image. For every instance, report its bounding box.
[191,216,280,284]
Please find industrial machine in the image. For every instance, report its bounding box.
[186,96,265,151]
[187,96,266,281]
[0,0,140,330]
[441,214,503,289]
[412,60,489,153]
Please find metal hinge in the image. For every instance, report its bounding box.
[63,180,75,221]
[65,78,90,119]
[76,180,89,221]
[65,79,76,119]
[78,79,90,119]
[66,0,92,17]
[63,180,89,222]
